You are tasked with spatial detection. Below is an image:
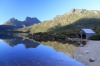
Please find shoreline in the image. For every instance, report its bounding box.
[74,40,100,66]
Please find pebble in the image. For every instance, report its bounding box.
[85,50,89,54]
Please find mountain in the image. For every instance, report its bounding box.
[24,17,40,26]
[3,18,23,27]
[0,17,40,30]
[21,9,100,34]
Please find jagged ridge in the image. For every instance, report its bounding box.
[3,17,40,27]
[0,17,40,30]
[24,9,100,34]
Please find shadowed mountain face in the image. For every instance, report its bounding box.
[51,18,100,33]
[0,25,18,30]
[3,18,23,27]
[0,17,40,30]
[24,17,40,26]
[23,9,100,33]
[0,34,40,48]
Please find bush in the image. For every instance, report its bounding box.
[90,34,100,40]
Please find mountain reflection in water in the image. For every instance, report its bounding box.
[0,34,40,48]
[0,34,84,66]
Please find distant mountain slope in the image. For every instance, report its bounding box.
[24,17,40,26]
[1,17,40,30]
[3,18,23,27]
[22,9,100,34]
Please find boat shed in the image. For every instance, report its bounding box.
[78,28,96,39]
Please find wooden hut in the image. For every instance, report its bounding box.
[78,28,96,39]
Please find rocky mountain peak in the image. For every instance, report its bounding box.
[25,17,38,21]
[68,9,100,15]
[3,16,40,28]
[24,17,40,26]
[9,17,18,21]
[69,9,87,14]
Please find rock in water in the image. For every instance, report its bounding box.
[89,57,95,62]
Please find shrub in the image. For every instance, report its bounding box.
[90,34,100,40]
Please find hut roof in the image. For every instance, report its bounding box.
[81,29,95,33]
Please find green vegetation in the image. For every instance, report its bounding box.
[19,9,100,39]
[90,34,100,40]
[20,9,100,33]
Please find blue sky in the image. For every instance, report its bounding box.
[0,0,100,24]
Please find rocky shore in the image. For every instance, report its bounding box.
[74,40,100,66]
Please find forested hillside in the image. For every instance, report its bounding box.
[20,9,100,35]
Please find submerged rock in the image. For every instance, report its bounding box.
[89,57,95,62]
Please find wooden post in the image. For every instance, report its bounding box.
[81,34,82,44]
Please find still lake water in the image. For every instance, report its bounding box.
[0,35,84,66]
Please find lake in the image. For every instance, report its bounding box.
[0,34,84,66]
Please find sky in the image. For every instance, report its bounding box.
[0,0,100,24]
